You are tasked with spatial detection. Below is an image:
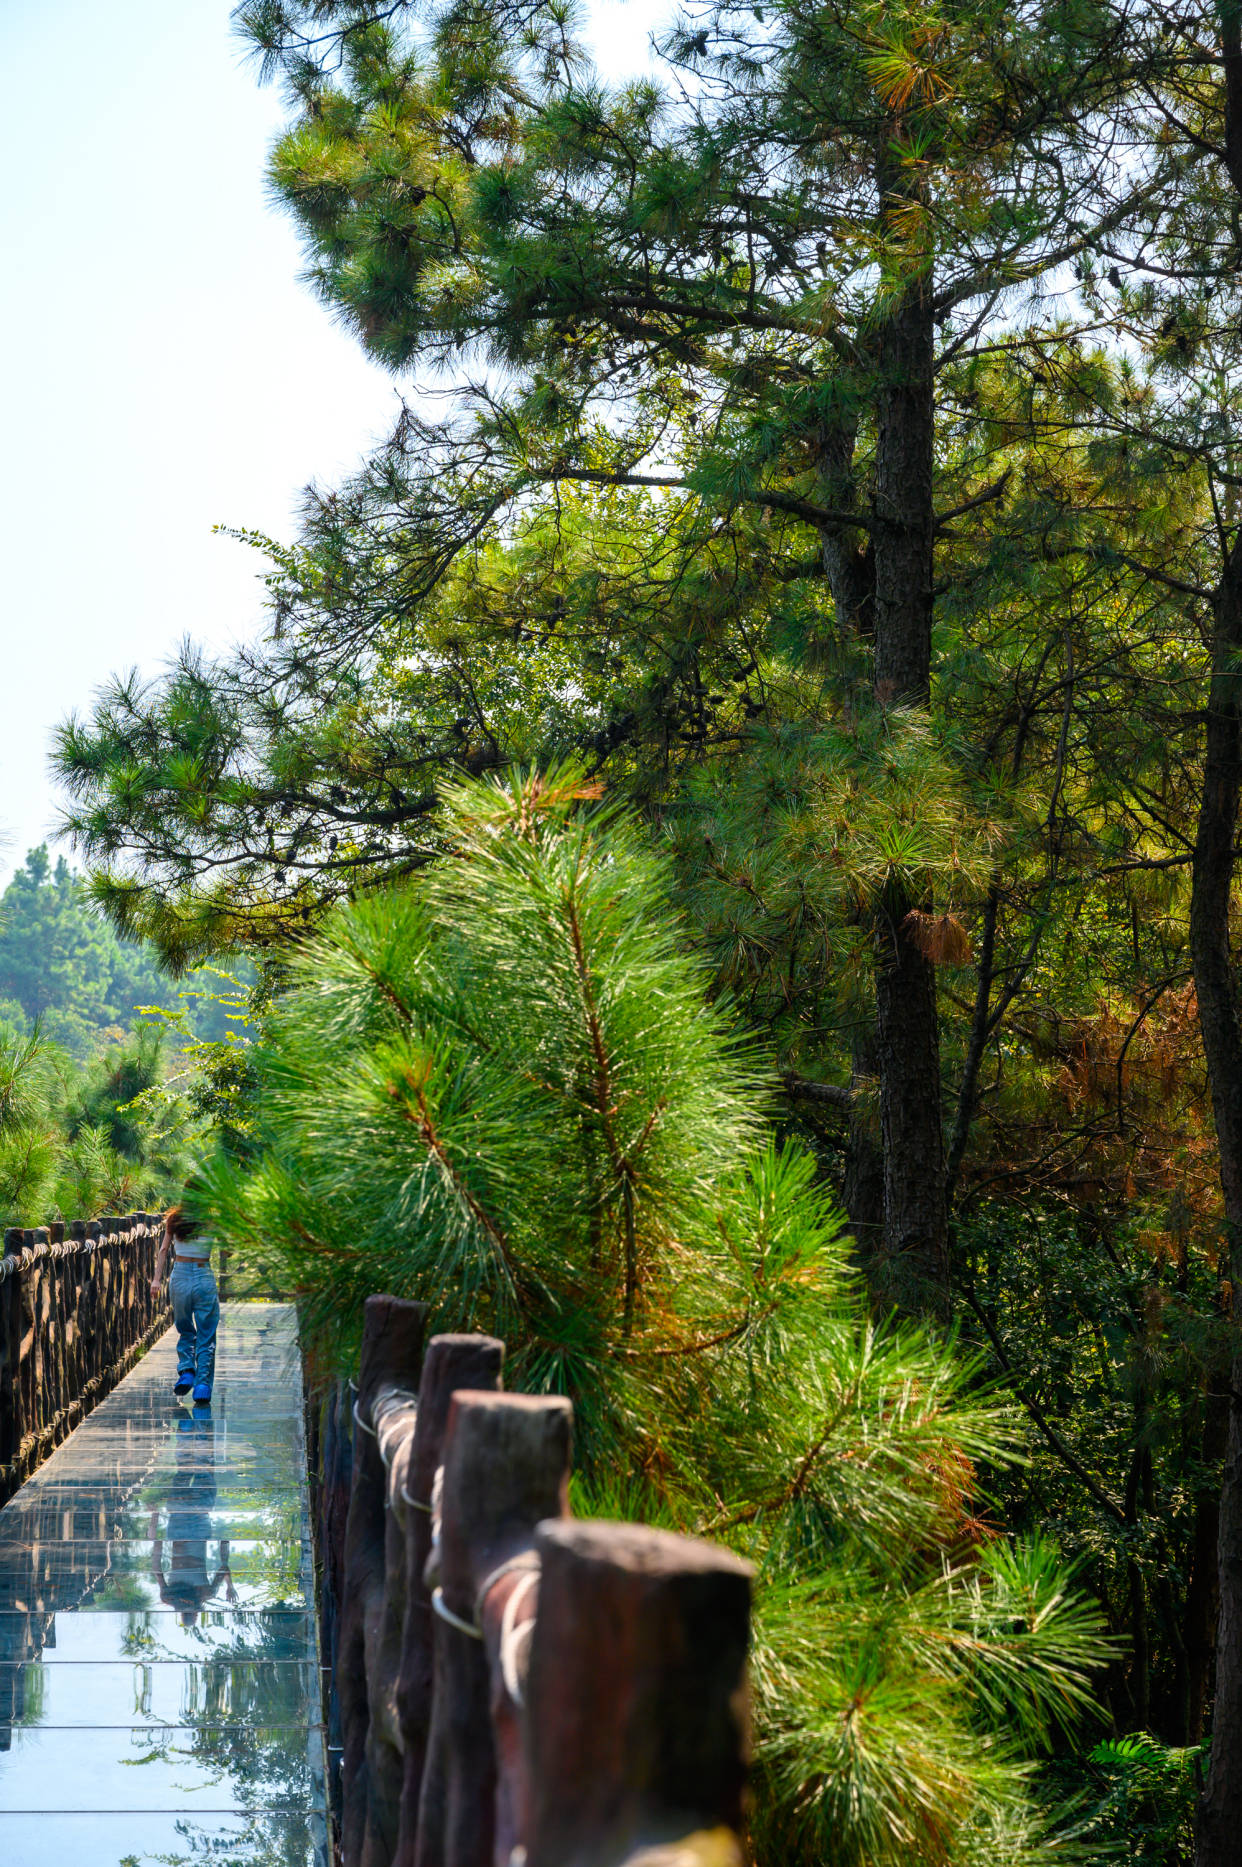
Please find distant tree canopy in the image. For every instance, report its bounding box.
[0,847,171,1055]
[0,1011,193,1230]
[0,849,257,1226]
[0,846,245,1058]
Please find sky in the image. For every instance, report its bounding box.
[0,0,668,885]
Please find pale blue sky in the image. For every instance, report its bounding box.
[1,0,667,883]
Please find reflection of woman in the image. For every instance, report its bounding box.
[149,1408,236,1627]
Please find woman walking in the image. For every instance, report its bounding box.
[150,1203,219,1404]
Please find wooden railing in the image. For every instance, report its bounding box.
[0,1213,169,1506]
[307,1296,752,1867]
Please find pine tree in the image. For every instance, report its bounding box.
[209,765,1109,1865]
[1052,9,1242,1857]
[224,0,1175,1306]
[45,5,1242,1845]
[53,491,812,957]
[0,846,174,1055]
[0,1015,190,1227]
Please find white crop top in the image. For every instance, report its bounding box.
[173,1233,214,1260]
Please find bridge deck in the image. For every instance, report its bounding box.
[0,1302,327,1866]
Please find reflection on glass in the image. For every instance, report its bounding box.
[0,1303,325,1865]
[150,1408,237,1625]
[0,1807,328,1867]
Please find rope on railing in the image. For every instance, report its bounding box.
[488,1557,540,1708]
[0,1232,130,1279]
[430,1586,483,1639]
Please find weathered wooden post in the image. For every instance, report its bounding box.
[340,1296,429,1867]
[68,1224,91,1435]
[91,1222,112,1387]
[0,1241,20,1496]
[392,1336,505,1867]
[522,1522,752,1867]
[416,1391,573,1867]
[360,1378,427,1867]
[23,1233,48,1463]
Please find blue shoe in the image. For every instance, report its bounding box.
[192,1383,212,1404]
[174,1378,193,1396]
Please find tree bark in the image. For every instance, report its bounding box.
[1191,533,1242,1867]
[1185,1385,1228,1745]
[870,245,949,1313]
[843,1025,884,1268]
[817,312,947,1307]
[816,427,885,1265]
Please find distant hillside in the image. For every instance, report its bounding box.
[0,847,239,1057]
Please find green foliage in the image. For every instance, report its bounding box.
[0,846,244,1053]
[0,847,162,1056]
[0,1017,191,1228]
[0,849,263,1226]
[1079,1734,1201,1866]
[753,1541,1105,1867]
[130,965,265,1159]
[65,1024,169,1157]
[53,480,825,962]
[210,768,1107,1865]
[210,765,770,1409]
[0,847,259,1224]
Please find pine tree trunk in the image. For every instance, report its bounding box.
[843,1025,884,1268]
[870,262,949,1313]
[1187,1387,1228,1745]
[1192,538,1242,1867]
[816,434,884,1268]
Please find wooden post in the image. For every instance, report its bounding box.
[0,1240,20,1502]
[393,1335,504,1867]
[523,1522,752,1867]
[340,1296,429,1867]
[361,1382,421,1867]
[417,1392,573,1867]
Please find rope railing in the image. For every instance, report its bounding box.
[307,1296,752,1867]
[0,1213,170,1506]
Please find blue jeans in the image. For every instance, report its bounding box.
[171,1262,219,1390]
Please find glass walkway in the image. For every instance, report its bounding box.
[0,1302,327,1867]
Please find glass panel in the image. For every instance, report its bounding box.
[0,1303,327,1860]
[0,1722,326,1812]
[0,1658,318,1728]
[0,1809,329,1867]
